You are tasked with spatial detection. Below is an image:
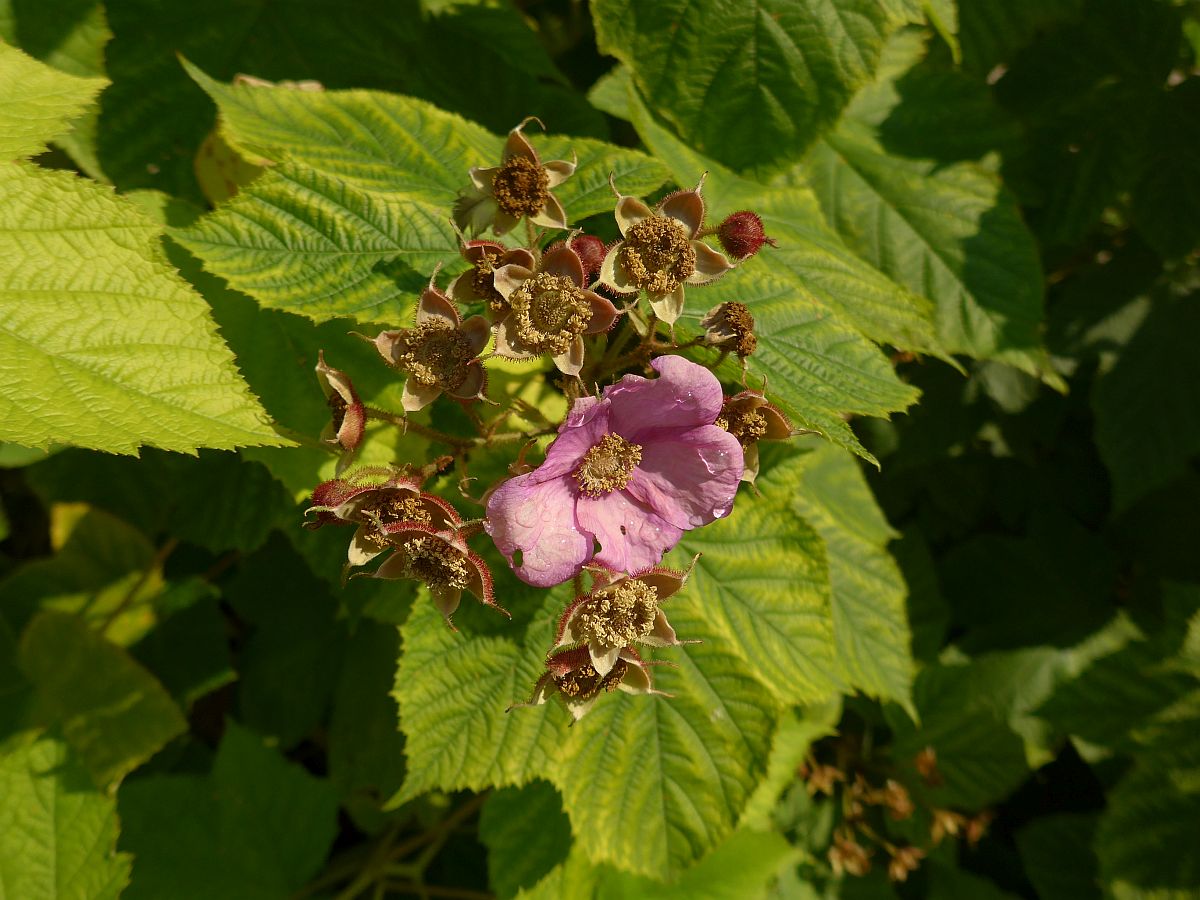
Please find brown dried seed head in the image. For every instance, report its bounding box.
[701,301,757,357]
[393,321,474,390]
[492,155,550,219]
[471,249,508,313]
[620,216,697,294]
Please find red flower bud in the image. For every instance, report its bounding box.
[569,233,607,278]
[717,210,776,260]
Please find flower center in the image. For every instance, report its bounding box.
[576,580,659,646]
[510,273,592,356]
[471,250,508,314]
[573,433,642,498]
[620,216,697,294]
[491,156,549,219]
[394,321,473,389]
[716,407,768,446]
[402,536,471,590]
[555,659,629,698]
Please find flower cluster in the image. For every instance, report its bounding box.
[304,119,796,722]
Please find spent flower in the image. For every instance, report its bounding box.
[373,274,491,411]
[598,175,734,324]
[552,562,695,675]
[491,243,621,375]
[454,117,575,236]
[509,645,664,723]
[486,355,742,587]
[715,390,797,483]
[367,521,507,628]
[314,351,366,462]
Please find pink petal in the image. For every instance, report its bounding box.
[485,475,591,587]
[606,355,725,441]
[624,426,743,529]
[531,399,612,481]
[575,489,682,575]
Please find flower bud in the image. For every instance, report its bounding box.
[568,233,607,279]
[717,210,776,260]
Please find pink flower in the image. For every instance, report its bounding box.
[484,355,743,587]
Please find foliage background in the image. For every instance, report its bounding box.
[1,0,1198,898]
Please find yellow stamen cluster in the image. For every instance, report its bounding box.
[510,273,592,355]
[576,580,659,646]
[492,156,549,218]
[392,321,473,389]
[573,433,642,498]
[402,536,471,590]
[620,216,696,294]
[359,494,434,550]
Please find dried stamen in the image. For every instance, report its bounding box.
[576,580,659,646]
[716,407,768,446]
[510,273,592,355]
[554,658,629,698]
[573,433,642,497]
[327,391,348,430]
[492,156,549,219]
[620,216,696,294]
[402,536,471,590]
[702,301,757,357]
[393,321,473,389]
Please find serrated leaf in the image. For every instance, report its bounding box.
[679,460,841,706]
[480,782,572,900]
[175,65,667,324]
[0,163,283,455]
[0,733,131,900]
[18,610,186,787]
[0,41,106,159]
[806,121,1052,379]
[549,598,776,878]
[592,0,908,172]
[118,721,339,900]
[391,590,564,805]
[785,445,915,708]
